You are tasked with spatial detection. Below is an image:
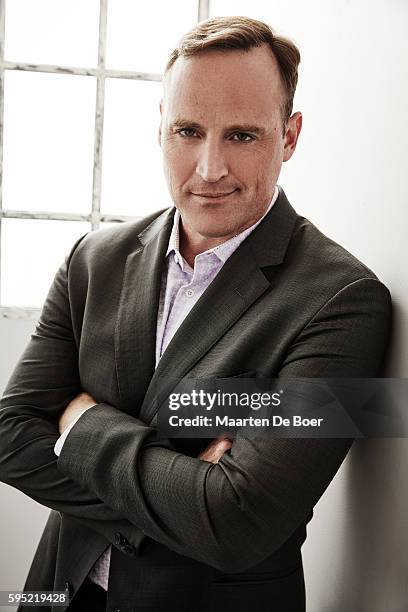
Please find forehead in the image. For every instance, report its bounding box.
[163,45,284,123]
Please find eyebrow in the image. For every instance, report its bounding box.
[169,119,266,136]
[169,119,202,130]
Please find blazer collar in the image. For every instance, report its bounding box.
[248,185,299,268]
[114,207,175,414]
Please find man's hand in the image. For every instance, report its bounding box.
[58,393,232,463]
[58,391,97,435]
[199,435,233,464]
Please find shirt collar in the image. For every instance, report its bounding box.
[166,186,279,266]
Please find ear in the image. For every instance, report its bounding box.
[283,111,302,162]
[158,99,164,146]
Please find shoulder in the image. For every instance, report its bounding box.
[288,213,384,288]
[265,208,391,324]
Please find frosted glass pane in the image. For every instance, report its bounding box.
[100,222,124,230]
[2,70,95,214]
[1,219,90,308]
[101,78,170,217]
[106,0,198,74]
[4,0,100,67]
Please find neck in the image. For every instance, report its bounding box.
[179,225,231,268]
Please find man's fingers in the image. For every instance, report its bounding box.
[199,436,233,464]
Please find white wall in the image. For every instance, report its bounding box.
[1,0,408,610]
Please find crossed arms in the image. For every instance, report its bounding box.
[58,391,232,464]
[0,254,391,573]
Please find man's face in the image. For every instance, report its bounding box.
[160,44,301,242]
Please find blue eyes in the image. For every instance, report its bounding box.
[176,128,254,142]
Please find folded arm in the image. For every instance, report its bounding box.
[0,250,147,549]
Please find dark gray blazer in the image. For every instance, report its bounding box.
[0,189,391,612]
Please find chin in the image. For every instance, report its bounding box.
[195,222,238,239]
[180,204,246,238]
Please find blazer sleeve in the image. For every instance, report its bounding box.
[0,240,138,536]
[56,277,392,573]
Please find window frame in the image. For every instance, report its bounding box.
[0,0,210,318]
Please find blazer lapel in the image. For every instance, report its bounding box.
[114,208,175,413]
[139,188,299,424]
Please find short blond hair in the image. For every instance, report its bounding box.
[165,16,301,125]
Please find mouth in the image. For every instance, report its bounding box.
[190,189,237,199]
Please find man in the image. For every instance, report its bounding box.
[0,16,391,612]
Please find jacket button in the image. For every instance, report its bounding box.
[122,543,136,556]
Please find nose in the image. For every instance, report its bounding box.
[195,137,228,183]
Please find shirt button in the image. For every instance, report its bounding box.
[185,289,194,298]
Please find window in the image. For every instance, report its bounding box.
[0,0,210,315]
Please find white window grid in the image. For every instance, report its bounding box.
[0,0,211,319]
